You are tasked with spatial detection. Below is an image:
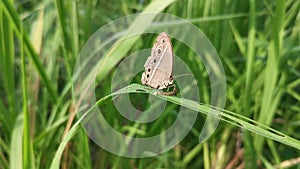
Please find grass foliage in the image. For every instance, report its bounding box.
[0,0,300,168]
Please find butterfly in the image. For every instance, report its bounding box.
[141,32,176,95]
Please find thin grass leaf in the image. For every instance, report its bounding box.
[50,83,300,169]
[229,21,246,56]
[255,0,286,152]
[243,131,257,169]
[1,1,299,168]
[244,0,256,111]
[20,26,35,169]
[243,1,258,168]
[0,0,16,120]
[203,142,209,169]
[2,0,57,102]
[182,144,203,167]
[266,139,281,166]
[10,115,23,169]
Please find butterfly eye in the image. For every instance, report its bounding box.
[147,68,151,72]
[153,59,156,63]
[162,39,165,43]
[146,74,150,78]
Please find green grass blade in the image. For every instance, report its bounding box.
[20,26,35,169]
[49,120,79,169]
[10,115,23,169]
[2,0,57,102]
[255,0,286,152]
[50,83,300,169]
[55,0,75,78]
[0,0,16,120]
[1,1,299,168]
[243,1,258,168]
[244,0,256,114]
[243,131,257,169]
[55,0,72,52]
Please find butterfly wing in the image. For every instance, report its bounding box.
[141,32,174,89]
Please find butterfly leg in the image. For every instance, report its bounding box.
[159,84,177,96]
[168,84,177,96]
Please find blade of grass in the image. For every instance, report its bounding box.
[28,8,44,140]
[266,139,281,166]
[151,13,248,30]
[181,144,203,167]
[82,0,94,40]
[20,24,29,169]
[255,0,285,152]
[243,131,257,169]
[55,0,79,79]
[55,0,72,53]
[20,26,35,169]
[0,4,14,138]
[229,21,246,57]
[0,0,16,121]
[243,0,258,168]
[50,83,300,169]
[203,142,210,169]
[244,0,256,115]
[77,129,93,169]
[10,115,23,169]
[2,0,57,102]
[71,0,79,60]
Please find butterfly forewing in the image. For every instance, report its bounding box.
[141,32,174,89]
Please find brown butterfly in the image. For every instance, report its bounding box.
[141,32,176,95]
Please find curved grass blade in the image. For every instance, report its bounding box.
[50,83,300,169]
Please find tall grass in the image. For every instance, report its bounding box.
[1,0,300,169]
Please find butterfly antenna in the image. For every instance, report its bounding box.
[173,73,193,79]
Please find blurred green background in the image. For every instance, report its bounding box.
[1,0,300,168]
